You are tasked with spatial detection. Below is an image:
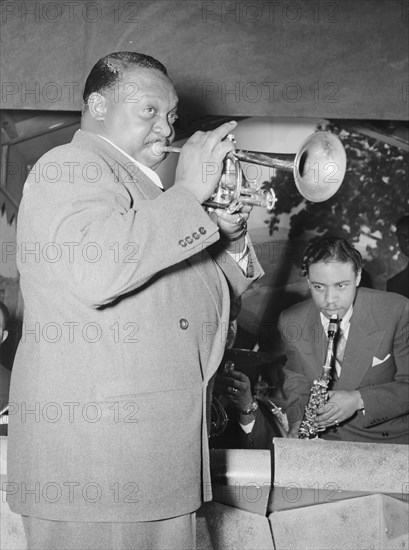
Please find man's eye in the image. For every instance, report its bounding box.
[145,107,157,115]
[313,285,322,290]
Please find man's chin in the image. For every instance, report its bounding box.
[143,147,166,170]
[130,151,161,170]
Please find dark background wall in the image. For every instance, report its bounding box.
[1,0,408,119]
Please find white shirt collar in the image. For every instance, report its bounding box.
[93,132,164,189]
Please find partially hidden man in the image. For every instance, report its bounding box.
[7,52,263,550]
[279,236,409,444]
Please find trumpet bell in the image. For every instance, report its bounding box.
[293,131,346,202]
[235,131,346,204]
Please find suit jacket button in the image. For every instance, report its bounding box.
[192,232,200,240]
[178,239,187,247]
[198,227,207,235]
[179,319,189,330]
[382,431,389,437]
[185,236,193,244]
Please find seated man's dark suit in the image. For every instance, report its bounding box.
[387,265,409,298]
[210,400,282,450]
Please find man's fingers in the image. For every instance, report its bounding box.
[187,121,237,149]
[225,371,249,383]
[208,120,238,144]
[215,210,249,225]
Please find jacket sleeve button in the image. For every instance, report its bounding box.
[178,239,187,247]
[179,319,189,330]
[382,432,389,437]
[185,236,193,244]
[198,227,207,235]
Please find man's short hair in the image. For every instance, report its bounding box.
[301,236,362,276]
[82,51,168,108]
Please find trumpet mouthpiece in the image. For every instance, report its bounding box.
[151,143,181,156]
[151,142,166,156]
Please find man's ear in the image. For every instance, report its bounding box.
[87,92,107,121]
[1,330,8,344]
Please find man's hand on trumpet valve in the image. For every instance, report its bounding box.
[173,121,238,204]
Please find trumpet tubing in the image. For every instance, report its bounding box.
[152,130,346,209]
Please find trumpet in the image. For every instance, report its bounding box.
[152,130,347,212]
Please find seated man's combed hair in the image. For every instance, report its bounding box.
[301,236,362,276]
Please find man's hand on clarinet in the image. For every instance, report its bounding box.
[316,390,363,429]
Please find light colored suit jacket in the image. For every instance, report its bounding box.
[279,287,409,444]
[7,130,263,522]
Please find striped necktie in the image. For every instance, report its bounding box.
[333,327,347,378]
[335,328,347,363]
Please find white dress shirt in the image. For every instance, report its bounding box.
[320,305,353,377]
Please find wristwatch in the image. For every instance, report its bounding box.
[240,400,258,415]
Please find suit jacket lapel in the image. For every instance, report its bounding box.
[338,289,384,390]
[299,304,327,375]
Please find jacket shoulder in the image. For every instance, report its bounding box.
[279,298,313,324]
[357,287,409,307]
[35,131,101,164]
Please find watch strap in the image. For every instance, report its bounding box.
[240,400,258,415]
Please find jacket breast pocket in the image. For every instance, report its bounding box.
[360,355,396,386]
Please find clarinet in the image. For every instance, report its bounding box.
[298,314,339,439]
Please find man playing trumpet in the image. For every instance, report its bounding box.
[280,236,409,444]
[7,51,263,550]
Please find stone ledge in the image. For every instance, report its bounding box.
[197,500,274,550]
[271,438,409,512]
[268,493,409,550]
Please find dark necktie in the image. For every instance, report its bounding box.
[332,325,347,378]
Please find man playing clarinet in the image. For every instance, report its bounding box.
[279,236,409,444]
